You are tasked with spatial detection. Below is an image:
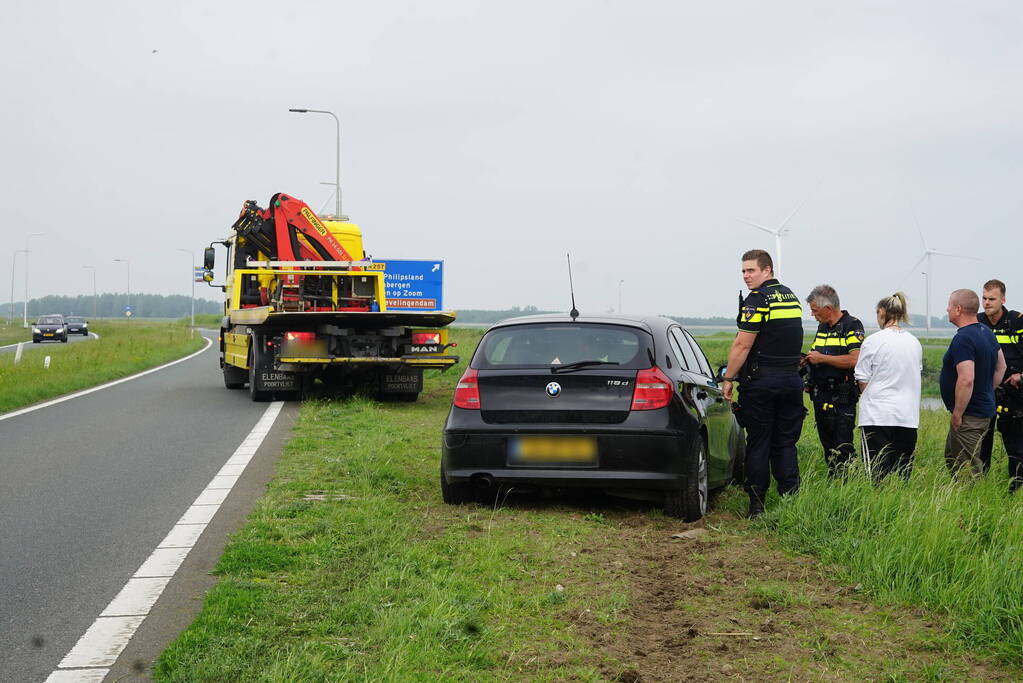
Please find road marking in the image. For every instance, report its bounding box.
[0,336,213,422]
[46,400,285,681]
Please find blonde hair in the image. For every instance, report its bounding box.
[877,292,909,328]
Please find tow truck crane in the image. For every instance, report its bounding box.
[203,192,458,401]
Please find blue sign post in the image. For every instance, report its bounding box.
[375,259,444,311]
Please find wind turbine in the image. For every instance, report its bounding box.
[901,223,979,332]
[737,200,805,277]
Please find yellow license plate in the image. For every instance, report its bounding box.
[509,436,597,464]
[44,333,53,336]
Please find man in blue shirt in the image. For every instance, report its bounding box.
[940,289,1006,477]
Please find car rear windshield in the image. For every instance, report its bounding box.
[67,317,84,323]
[474,323,652,369]
[38,317,63,325]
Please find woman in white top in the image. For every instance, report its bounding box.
[854,292,923,481]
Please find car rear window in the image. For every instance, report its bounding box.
[38,317,63,324]
[474,323,652,369]
[67,317,84,323]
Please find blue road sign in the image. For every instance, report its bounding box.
[375,259,443,310]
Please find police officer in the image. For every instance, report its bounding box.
[722,249,805,517]
[977,279,1023,490]
[803,285,864,478]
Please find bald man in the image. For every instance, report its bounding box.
[940,289,1006,477]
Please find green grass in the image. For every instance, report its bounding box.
[0,320,32,345]
[0,320,206,413]
[156,327,628,681]
[187,313,223,328]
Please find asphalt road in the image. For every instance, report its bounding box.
[0,331,96,354]
[0,333,290,681]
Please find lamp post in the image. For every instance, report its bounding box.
[9,249,27,326]
[176,248,195,328]
[23,232,45,327]
[618,279,625,313]
[288,108,342,217]
[114,258,131,320]
[82,265,97,318]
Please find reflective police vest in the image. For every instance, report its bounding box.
[808,311,865,383]
[736,279,803,375]
[978,307,1023,374]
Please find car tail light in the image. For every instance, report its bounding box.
[630,367,673,410]
[284,331,316,342]
[412,332,441,345]
[453,367,480,409]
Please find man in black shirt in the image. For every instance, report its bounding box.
[803,285,864,478]
[977,279,1023,490]
[722,249,805,517]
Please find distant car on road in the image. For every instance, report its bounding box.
[441,314,744,521]
[33,315,68,343]
[65,316,89,336]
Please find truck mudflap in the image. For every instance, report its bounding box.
[277,355,459,371]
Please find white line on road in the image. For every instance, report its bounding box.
[46,400,285,681]
[0,336,212,423]
[0,330,99,351]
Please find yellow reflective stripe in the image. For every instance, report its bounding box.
[743,313,764,323]
[813,337,848,346]
[995,334,1019,344]
[769,307,802,319]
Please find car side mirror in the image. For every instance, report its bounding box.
[203,247,216,270]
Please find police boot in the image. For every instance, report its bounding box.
[747,496,765,518]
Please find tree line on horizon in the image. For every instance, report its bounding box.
[2,293,222,320]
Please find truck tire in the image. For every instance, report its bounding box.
[223,364,246,389]
[664,436,709,522]
[248,343,271,402]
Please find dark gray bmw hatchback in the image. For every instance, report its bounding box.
[441,314,744,521]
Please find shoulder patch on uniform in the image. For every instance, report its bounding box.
[741,305,758,322]
[855,330,865,342]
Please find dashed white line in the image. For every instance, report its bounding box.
[46,400,285,682]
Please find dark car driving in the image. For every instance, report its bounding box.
[33,314,68,343]
[441,314,744,521]
[65,316,89,335]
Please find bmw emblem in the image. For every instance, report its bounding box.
[545,381,562,397]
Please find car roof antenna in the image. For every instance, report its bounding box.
[566,252,579,320]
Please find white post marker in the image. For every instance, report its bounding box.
[44,355,50,369]
[14,342,23,364]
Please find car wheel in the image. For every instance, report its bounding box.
[248,342,271,402]
[440,463,476,505]
[223,363,246,389]
[664,436,709,522]
[61,337,68,343]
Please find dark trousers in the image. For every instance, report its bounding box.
[860,425,918,482]
[811,388,857,477]
[978,414,1023,491]
[737,373,805,502]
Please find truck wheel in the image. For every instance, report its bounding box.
[664,436,709,522]
[248,344,271,402]
[223,364,246,390]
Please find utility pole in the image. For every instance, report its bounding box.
[10,249,26,326]
[288,108,343,218]
[176,248,195,328]
[23,232,45,327]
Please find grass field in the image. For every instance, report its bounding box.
[0,320,206,414]
[153,327,1023,680]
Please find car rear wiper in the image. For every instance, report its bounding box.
[550,360,620,373]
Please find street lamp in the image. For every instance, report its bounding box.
[82,265,97,318]
[9,249,27,326]
[288,108,343,217]
[23,232,46,327]
[618,279,625,313]
[114,259,131,320]
[176,248,195,328]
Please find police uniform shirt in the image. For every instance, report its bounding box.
[978,307,1023,374]
[808,311,865,381]
[736,279,803,366]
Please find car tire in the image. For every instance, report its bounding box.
[664,436,709,522]
[248,342,271,402]
[61,337,68,343]
[223,364,247,389]
[440,463,476,505]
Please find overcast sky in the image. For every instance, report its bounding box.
[2,1,1020,321]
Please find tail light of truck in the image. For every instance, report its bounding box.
[630,367,673,411]
[453,368,480,409]
[412,332,442,345]
[285,332,316,342]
